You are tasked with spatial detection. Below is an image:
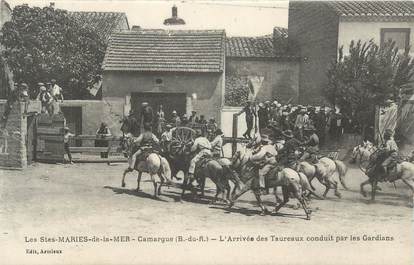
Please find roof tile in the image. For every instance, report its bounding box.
[103,29,225,72]
[325,1,414,17]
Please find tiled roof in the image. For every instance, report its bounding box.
[69,11,129,41]
[273,27,288,39]
[103,29,225,72]
[325,1,414,17]
[226,36,274,58]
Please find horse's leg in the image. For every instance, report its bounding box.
[401,178,414,207]
[253,190,267,216]
[360,179,371,197]
[150,174,158,198]
[274,186,283,204]
[274,186,289,213]
[200,176,206,197]
[371,180,377,201]
[320,178,330,198]
[294,186,311,220]
[122,168,132,187]
[136,172,142,191]
[308,175,317,191]
[158,173,164,196]
[180,173,188,201]
[330,179,341,198]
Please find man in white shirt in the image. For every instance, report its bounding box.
[210,129,224,158]
[188,130,212,181]
[50,79,64,102]
[250,134,278,190]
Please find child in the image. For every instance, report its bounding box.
[64,127,75,164]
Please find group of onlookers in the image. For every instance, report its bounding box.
[239,99,363,147]
[35,79,64,114]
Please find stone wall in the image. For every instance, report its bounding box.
[0,100,29,168]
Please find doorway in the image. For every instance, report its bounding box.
[61,106,82,146]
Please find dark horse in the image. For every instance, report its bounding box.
[163,141,232,203]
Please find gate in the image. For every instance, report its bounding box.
[35,113,65,163]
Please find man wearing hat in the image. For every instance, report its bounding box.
[188,129,212,183]
[381,129,399,180]
[63,126,75,164]
[314,106,327,146]
[294,107,308,140]
[140,102,153,133]
[238,100,255,139]
[36,83,53,114]
[211,128,224,158]
[250,134,278,191]
[258,102,269,132]
[300,125,319,163]
[279,130,301,167]
[127,123,160,172]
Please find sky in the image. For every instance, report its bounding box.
[6,0,289,36]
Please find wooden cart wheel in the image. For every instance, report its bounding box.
[171,127,196,149]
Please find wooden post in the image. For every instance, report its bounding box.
[232,113,238,155]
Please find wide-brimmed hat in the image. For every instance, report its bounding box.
[37,82,44,86]
[20,83,28,89]
[142,102,148,106]
[172,110,177,114]
[165,124,173,129]
[215,128,224,135]
[282,130,294,138]
[258,102,265,108]
[40,86,46,91]
[64,126,70,131]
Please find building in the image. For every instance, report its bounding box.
[288,0,414,104]
[102,29,226,130]
[225,27,300,106]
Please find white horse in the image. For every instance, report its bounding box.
[121,138,171,198]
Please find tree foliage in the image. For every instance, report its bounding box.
[0,4,106,99]
[325,40,414,129]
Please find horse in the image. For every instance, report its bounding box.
[165,141,232,204]
[360,158,414,207]
[120,137,171,198]
[298,160,342,198]
[351,142,377,170]
[229,147,320,219]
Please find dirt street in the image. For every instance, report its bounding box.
[0,162,413,265]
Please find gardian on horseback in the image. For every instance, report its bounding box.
[250,134,278,194]
[180,129,232,203]
[121,123,171,198]
[360,129,414,206]
[299,125,319,164]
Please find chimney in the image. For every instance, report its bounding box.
[49,2,55,8]
[172,5,178,18]
[131,25,141,31]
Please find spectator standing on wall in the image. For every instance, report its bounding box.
[171,110,181,127]
[237,100,255,139]
[36,83,53,114]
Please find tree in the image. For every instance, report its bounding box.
[325,40,414,135]
[0,4,106,99]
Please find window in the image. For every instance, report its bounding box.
[380,28,410,50]
[155,78,163,85]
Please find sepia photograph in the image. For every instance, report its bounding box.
[0,0,413,264]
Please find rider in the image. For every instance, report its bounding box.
[250,134,278,192]
[211,128,224,158]
[127,123,159,171]
[279,129,302,168]
[188,129,212,182]
[300,125,319,163]
[381,129,399,180]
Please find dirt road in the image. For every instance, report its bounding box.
[0,162,412,265]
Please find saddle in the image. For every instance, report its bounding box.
[195,153,213,170]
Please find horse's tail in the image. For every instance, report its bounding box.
[334,160,348,190]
